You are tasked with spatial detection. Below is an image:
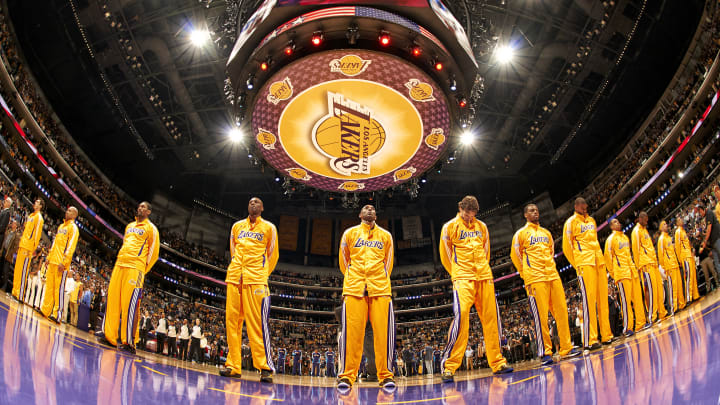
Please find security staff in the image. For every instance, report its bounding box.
[439,196,512,382]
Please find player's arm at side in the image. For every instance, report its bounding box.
[562,218,576,269]
[438,222,453,277]
[339,229,351,276]
[63,224,80,269]
[510,230,524,280]
[603,236,614,281]
[145,224,160,273]
[631,228,642,270]
[383,230,394,277]
[266,223,279,276]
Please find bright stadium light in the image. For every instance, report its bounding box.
[461,131,474,145]
[495,45,515,64]
[190,29,211,47]
[228,127,243,143]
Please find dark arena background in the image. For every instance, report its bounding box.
[0,0,717,402]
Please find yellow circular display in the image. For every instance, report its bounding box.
[278,80,423,180]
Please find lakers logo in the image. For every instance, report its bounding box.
[267,77,294,105]
[338,181,365,191]
[312,92,386,176]
[424,128,446,151]
[405,79,436,102]
[329,55,372,77]
[393,167,416,182]
[286,168,312,181]
[256,129,277,150]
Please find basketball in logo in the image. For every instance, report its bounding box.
[312,92,387,176]
[314,115,386,158]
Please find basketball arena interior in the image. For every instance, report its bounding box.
[0,0,718,403]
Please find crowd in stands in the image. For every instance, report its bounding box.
[582,7,720,212]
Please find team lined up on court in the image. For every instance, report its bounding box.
[7,188,720,392]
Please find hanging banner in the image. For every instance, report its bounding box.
[310,218,333,255]
[402,216,423,240]
[278,215,299,251]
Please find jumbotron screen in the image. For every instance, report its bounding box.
[251,49,451,192]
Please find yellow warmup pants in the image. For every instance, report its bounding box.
[11,248,32,300]
[442,279,506,374]
[40,264,67,319]
[681,257,700,302]
[640,264,666,322]
[102,265,144,347]
[338,295,394,384]
[617,277,646,332]
[225,283,274,374]
[576,265,612,347]
[526,279,574,357]
[666,266,685,313]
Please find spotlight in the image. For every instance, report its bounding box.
[228,127,242,143]
[190,29,211,47]
[275,176,280,182]
[449,79,457,92]
[379,31,390,46]
[246,75,255,90]
[260,60,269,71]
[311,31,323,46]
[458,98,467,108]
[411,46,422,57]
[284,41,295,55]
[460,131,474,145]
[495,45,514,64]
[434,61,443,71]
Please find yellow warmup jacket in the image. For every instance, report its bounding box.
[674,227,693,259]
[47,219,79,268]
[603,231,636,281]
[226,216,279,285]
[115,218,160,274]
[657,232,679,270]
[716,202,720,222]
[439,214,492,281]
[631,224,657,269]
[339,222,394,297]
[19,211,43,251]
[562,213,601,268]
[510,222,560,285]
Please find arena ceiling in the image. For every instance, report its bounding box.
[6,0,704,216]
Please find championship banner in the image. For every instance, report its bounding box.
[401,216,423,240]
[310,218,333,255]
[278,215,299,251]
[252,49,451,192]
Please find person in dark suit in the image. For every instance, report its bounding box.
[0,197,13,237]
[0,219,19,292]
[139,310,152,350]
